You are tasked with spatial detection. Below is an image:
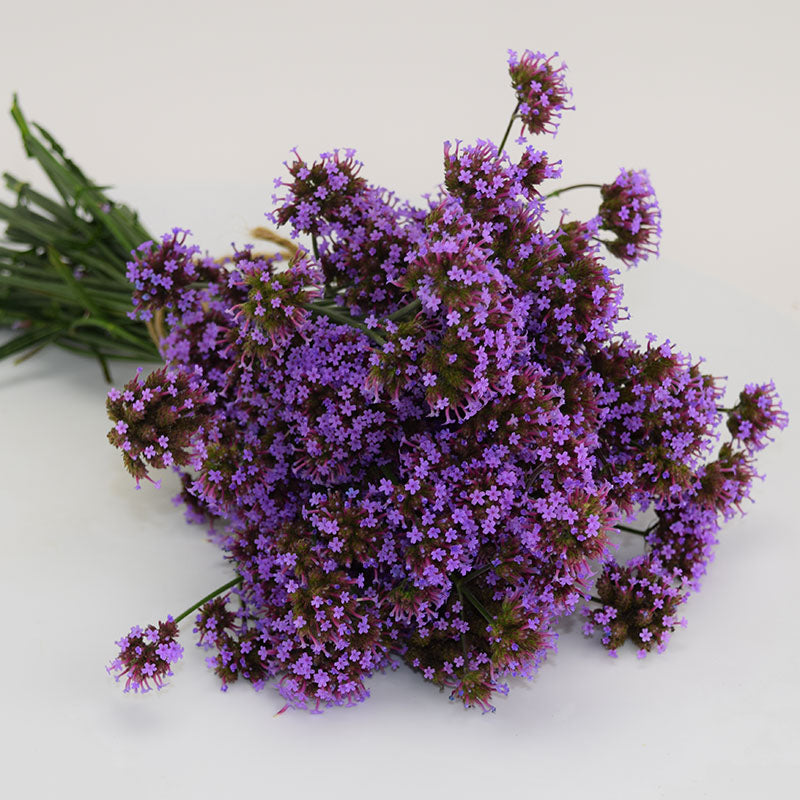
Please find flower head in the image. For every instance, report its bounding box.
[592,334,721,511]
[507,50,572,136]
[695,443,759,519]
[583,555,685,655]
[647,497,720,592]
[106,366,214,485]
[598,169,662,266]
[726,381,789,452]
[107,616,183,693]
[228,248,323,360]
[127,229,218,320]
[443,139,544,222]
[272,148,366,234]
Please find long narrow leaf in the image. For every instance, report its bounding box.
[3,173,96,235]
[2,97,159,375]
[0,322,69,360]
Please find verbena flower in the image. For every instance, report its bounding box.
[695,442,759,519]
[507,49,572,137]
[647,499,719,593]
[107,616,183,693]
[106,366,214,485]
[726,381,789,451]
[103,47,786,713]
[273,148,367,234]
[598,169,662,266]
[582,556,686,657]
[228,248,323,359]
[592,333,722,512]
[272,148,424,316]
[127,228,219,320]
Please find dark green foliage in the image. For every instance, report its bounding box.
[0,96,159,379]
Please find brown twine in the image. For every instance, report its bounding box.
[249,226,298,255]
[144,307,166,350]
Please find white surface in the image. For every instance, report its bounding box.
[1,2,799,798]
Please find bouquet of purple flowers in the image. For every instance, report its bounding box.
[2,49,786,714]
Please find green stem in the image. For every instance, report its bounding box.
[68,317,154,351]
[55,342,155,362]
[455,583,470,675]
[303,303,385,347]
[460,585,494,627]
[89,344,112,382]
[313,298,342,308]
[386,297,421,322]
[459,562,496,585]
[13,342,49,365]
[615,524,648,536]
[545,183,602,200]
[497,101,521,154]
[173,576,243,625]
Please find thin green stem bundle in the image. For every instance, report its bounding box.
[0,97,160,375]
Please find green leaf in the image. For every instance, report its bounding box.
[3,172,95,234]
[10,99,149,252]
[46,245,103,316]
[1,97,159,373]
[0,322,68,360]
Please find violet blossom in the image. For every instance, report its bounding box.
[105,49,787,713]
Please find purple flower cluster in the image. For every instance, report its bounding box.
[726,381,788,452]
[126,228,219,321]
[228,248,323,358]
[582,556,685,658]
[107,616,183,693]
[108,50,786,711]
[270,149,424,317]
[106,366,215,485]
[507,49,572,137]
[598,169,662,266]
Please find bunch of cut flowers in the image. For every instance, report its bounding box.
[1,49,787,714]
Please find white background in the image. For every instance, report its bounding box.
[1,1,798,798]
